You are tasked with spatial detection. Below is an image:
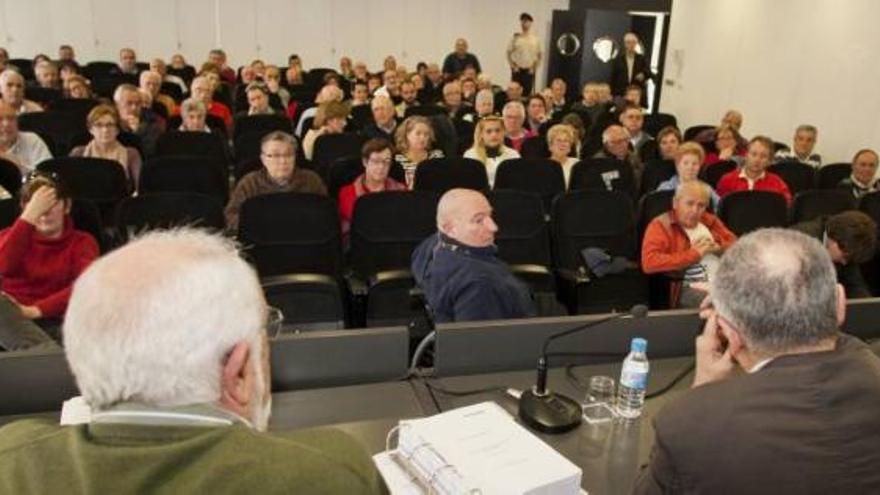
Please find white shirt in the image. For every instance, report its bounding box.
[2,131,53,172]
[738,168,767,190]
[464,147,520,187]
[557,157,578,188]
[508,32,542,69]
[682,222,720,284]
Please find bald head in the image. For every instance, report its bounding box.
[437,189,497,248]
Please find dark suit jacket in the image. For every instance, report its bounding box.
[609,52,653,97]
[790,216,872,298]
[634,334,880,494]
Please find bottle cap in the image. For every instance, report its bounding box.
[631,337,647,353]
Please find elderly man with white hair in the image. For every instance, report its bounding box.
[0,100,52,172]
[139,70,175,117]
[0,229,386,493]
[34,60,60,90]
[0,70,42,114]
[361,94,398,141]
[501,100,535,152]
[412,188,535,322]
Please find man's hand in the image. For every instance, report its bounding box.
[693,311,736,387]
[123,114,140,131]
[20,186,58,225]
[692,238,717,257]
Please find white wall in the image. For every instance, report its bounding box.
[661,0,880,163]
[0,0,566,89]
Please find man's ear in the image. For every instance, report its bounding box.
[718,320,745,359]
[835,283,847,328]
[219,341,254,415]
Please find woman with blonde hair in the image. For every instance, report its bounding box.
[463,116,520,187]
[69,104,142,189]
[547,124,579,188]
[394,116,444,188]
[302,100,349,161]
[657,141,721,208]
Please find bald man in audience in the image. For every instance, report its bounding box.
[642,181,737,308]
[0,229,386,493]
[0,101,52,172]
[0,70,42,114]
[634,228,880,493]
[412,189,536,322]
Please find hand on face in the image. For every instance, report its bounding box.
[21,186,58,225]
[693,310,736,387]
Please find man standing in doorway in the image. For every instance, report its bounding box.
[507,13,542,95]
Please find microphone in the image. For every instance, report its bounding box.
[517,304,648,434]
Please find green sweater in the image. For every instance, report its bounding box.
[0,418,387,494]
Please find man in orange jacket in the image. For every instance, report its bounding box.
[642,180,737,307]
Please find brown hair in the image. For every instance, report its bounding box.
[748,135,774,154]
[86,104,120,129]
[313,100,349,128]
[394,116,435,153]
[20,173,70,206]
[827,211,877,264]
[361,138,394,159]
[657,125,682,143]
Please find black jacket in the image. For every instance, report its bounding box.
[791,216,872,298]
[411,233,536,323]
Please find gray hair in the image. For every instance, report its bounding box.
[711,228,839,354]
[261,130,298,154]
[795,124,817,136]
[179,97,206,116]
[602,124,629,144]
[64,229,266,409]
[673,180,711,201]
[475,89,494,107]
[0,69,23,84]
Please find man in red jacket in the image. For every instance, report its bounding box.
[0,174,98,350]
[716,135,792,204]
[642,180,737,307]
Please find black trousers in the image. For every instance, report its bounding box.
[512,68,536,95]
[0,296,58,351]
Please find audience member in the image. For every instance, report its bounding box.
[302,100,349,161]
[57,44,77,65]
[63,74,92,99]
[716,136,792,204]
[351,81,369,107]
[609,32,654,104]
[263,65,290,108]
[207,48,236,84]
[150,58,188,95]
[619,104,656,163]
[501,101,535,153]
[703,124,745,166]
[474,89,496,118]
[294,85,343,137]
[838,148,878,199]
[507,12,542,95]
[791,210,877,299]
[70,104,142,188]
[525,94,548,133]
[190,75,232,131]
[570,81,608,127]
[139,70,175,117]
[547,124,578,188]
[242,82,276,117]
[594,124,642,192]
[0,101,52,173]
[547,78,568,116]
[361,95,398,141]
[657,142,721,208]
[33,60,60,90]
[422,63,444,103]
[412,188,536,322]
[442,38,481,78]
[178,97,211,133]
[0,70,42,113]
[115,47,139,76]
[635,228,880,493]
[441,81,474,124]
[461,77,477,105]
[504,80,524,107]
[394,115,444,188]
[374,69,401,101]
[113,84,165,158]
[695,109,748,151]
[0,173,98,349]
[774,124,821,167]
[226,131,326,231]
[338,138,406,234]
[464,116,520,187]
[642,180,735,308]
[395,79,419,118]
[656,126,682,161]
[0,228,385,492]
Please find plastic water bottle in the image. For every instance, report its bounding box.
[617,338,649,419]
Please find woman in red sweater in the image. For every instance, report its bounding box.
[0,174,99,337]
[338,138,407,235]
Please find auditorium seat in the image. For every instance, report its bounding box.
[404,105,447,118]
[239,192,347,328]
[139,156,229,204]
[569,158,637,200]
[413,157,489,194]
[70,198,107,252]
[699,160,736,189]
[37,157,129,224]
[0,157,22,197]
[0,198,18,229]
[17,111,87,156]
[769,160,816,195]
[349,104,374,130]
[552,190,649,314]
[90,75,137,99]
[166,114,228,138]
[311,132,364,179]
[857,191,880,296]
[326,157,364,200]
[160,82,184,103]
[233,113,292,140]
[790,189,856,224]
[348,191,439,327]
[24,86,62,106]
[520,135,549,159]
[155,131,230,163]
[115,192,225,242]
[717,190,788,236]
[637,189,677,309]
[50,98,100,124]
[82,61,119,80]
[817,163,852,189]
[639,159,677,196]
[493,158,566,212]
[683,124,714,141]
[9,59,35,80]
[643,112,678,138]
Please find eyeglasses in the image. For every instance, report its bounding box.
[262,153,295,160]
[92,122,118,130]
[367,158,392,166]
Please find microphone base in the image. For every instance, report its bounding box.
[518,389,583,434]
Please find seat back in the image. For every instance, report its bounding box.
[139,156,229,203]
[552,190,639,270]
[791,189,856,224]
[311,132,364,175]
[0,198,18,229]
[83,61,119,80]
[817,163,852,189]
[155,131,229,162]
[327,156,365,200]
[494,158,565,211]
[637,189,675,239]
[488,189,552,268]
[349,191,439,277]
[717,190,789,235]
[17,111,87,156]
[683,124,714,141]
[25,86,62,106]
[520,135,549,159]
[37,157,129,203]
[640,159,676,196]
[0,348,78,415]
[349,104,375,130]
[115,192,225,240]
[239,192,343,277]
[569,158,637,200]
[699,160,736,189]
[50,98,100,124]
[0,157,22,197]
[9,59,35,80]
[413,157,489,194]
[769,160,816,195]
[643,112,678,138]
[233,113,292,140]
[70,198,106,252]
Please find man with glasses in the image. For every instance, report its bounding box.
[635,228,880,493]
[225,131,326,231]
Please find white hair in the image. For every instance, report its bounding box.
[64,229,266,409]
[475,89,494,106]
[0,69,23,85]
[502,100,525,118]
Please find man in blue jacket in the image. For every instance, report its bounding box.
[412,188,536,322]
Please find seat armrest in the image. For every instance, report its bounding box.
[261,273,338,289]
[556,267,590,284]
[509,264,552,277]
[368,269,415,287]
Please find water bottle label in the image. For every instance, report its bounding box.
[620,369,647,389]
